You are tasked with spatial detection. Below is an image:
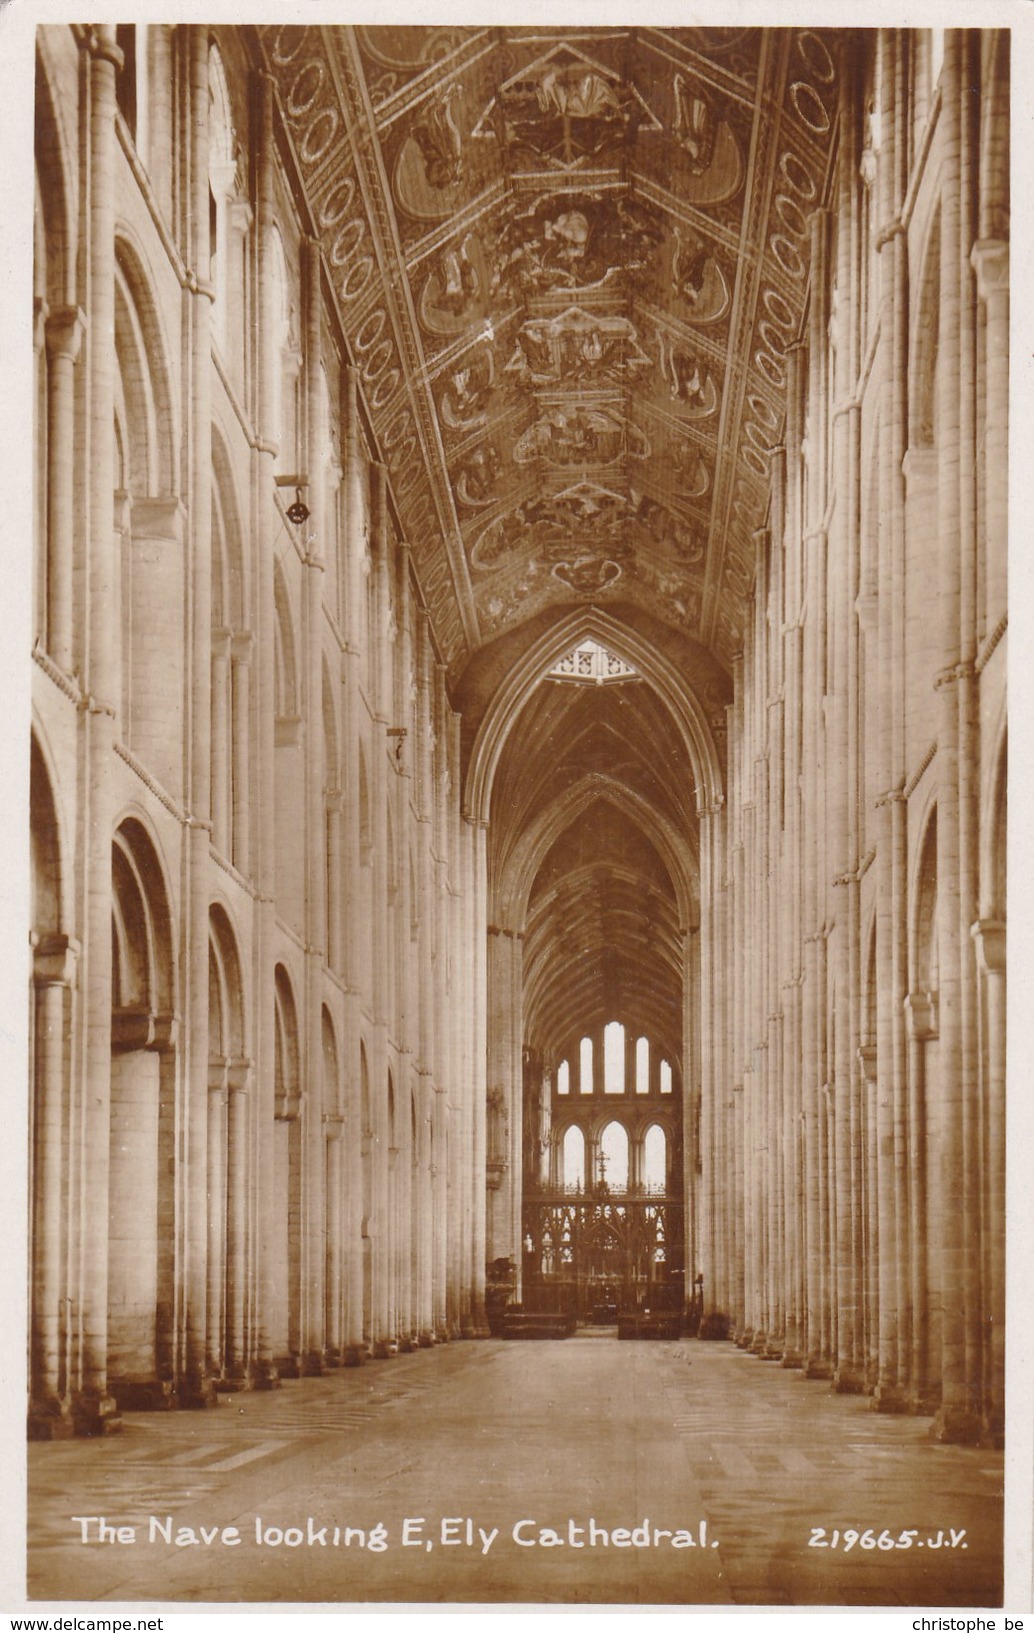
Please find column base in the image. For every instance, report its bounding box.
[397,1335,417,1353]
[276,1354,301,1379]
[252,1363,282,1390]
[697,1311,732,1341]
[72,1391,122,1437]
[110,1376,180,1413]
[780,1349,804,1370]
[299,1351,325,1376]
[178,1374,220,1410]
[930,1403,985,1445]
[341,1345,365,1368]
[370,1339,398,1359]
[871,1381,910,1414]
[907,1387,940,1419]
[417,1331,435,1348]
[322,1348,344,1369]
[214,1369,255,1394]
[459,1315,491,1338]
[803,1355,833,1380]
[735,1327,754,1350]
[832,1363,866,1395]
[28,1397,76,1440]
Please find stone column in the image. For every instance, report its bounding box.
[29,937,79,1436]
[324,1116,344,1362]
[225,197,253,394]
[972,920,1005,1441]
[300,235,327,1376]
[830,52,864,1393]
[469,818,490,1333]
[210,631,232,855]
[44,308,85,672]
[971,241,1008,628]
[368,463,394,1358]
[251,70,283,1391]
[179,24,217,1409]
[206,1059,229,1378]
[338,366,365,1365]
[903,993,936,1410]
[76,25,123,1434]
[231,635,252,874]
[868,29,911,1413]
[932,31,983,1445]
[223,1062,252,1385]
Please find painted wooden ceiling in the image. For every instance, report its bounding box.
[261,25,839,678]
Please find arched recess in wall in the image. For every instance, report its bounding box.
[113,236,181,785]
[908,806,940,1406]
[272,963,302,1375]
[322,1007,345,1362]
[211,429,250,869]
[207,903,248,1382]
[29,730,73,1426]
[109,815,177,1407]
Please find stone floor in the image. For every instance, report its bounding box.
[27,1337,1004,1608]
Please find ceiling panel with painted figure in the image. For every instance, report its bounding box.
[261,25,837,674]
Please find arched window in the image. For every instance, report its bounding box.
[562,1125,585,1191]
[604,1019,624,1093]
[208,43,236,352]
[643,1125,667,1193]
[600,1121,629,1192]
[660,1059,673,1095]
[579,1035,593,1095]
[636,1035,649,1094]
[556,1059,570,1096]
[269,227,296,472]
[115,26,138,141]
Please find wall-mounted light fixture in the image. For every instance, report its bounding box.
[275,473,310,525]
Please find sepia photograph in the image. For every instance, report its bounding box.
[12,4,1027,1613]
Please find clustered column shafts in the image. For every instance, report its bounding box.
[694,29,1006,1445]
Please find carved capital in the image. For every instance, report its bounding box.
[33,933,81,988]
[44,306,86,366]
[971,239,1009,303]
[904,990,939,1041]
[971,919,1006,978]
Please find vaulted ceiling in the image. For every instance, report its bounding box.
[261,25,839,679]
